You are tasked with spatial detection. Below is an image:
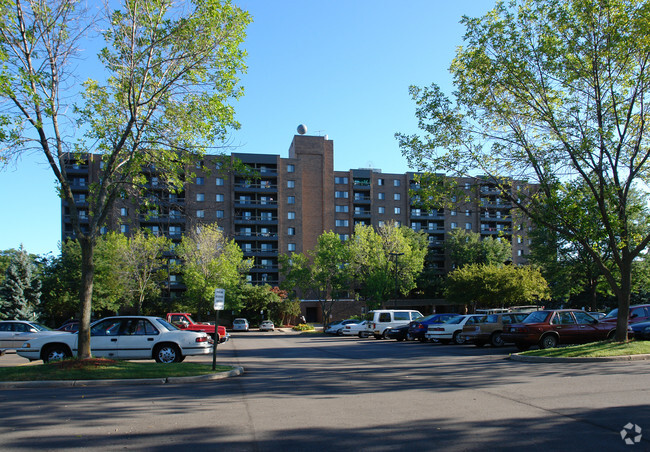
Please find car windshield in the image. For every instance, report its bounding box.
[444,316,463,324]
[415,314,438,322]
[603,308,618,319]
[30,323,52,331]
[234,319,246,324]
[522,311,549,323]
[155,318,178,331]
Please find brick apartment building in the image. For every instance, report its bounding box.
[62,133,532,318]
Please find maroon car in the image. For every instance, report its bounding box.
[599,304,650,326]
[501,309,616,351]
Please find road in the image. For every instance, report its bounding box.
[0,331,649,451]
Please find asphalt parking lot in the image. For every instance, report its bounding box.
[0,331,649,451]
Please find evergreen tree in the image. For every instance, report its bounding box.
[0,246,42,320]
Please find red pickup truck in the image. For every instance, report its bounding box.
[166,313,229,343]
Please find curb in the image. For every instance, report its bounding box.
[509,353,650,363]
[0,366,245,389]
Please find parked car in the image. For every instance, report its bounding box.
[365,310,423,339]
[325,319,360,335]
[342,320,371,338]
[600,304,650,326]
[232,318,250,332]
[166,313,228,343]
[17,316,213,363]
[501,309,616,351]
[408,313,459,342]
[56,320,80,332]
[259,320,275,332]
[0,320,70,351]
[459,312,529,347]
[385,324,411,341]
[425,315,485,344]
[627,320,650,340]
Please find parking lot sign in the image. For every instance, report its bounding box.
[214,288,225,310]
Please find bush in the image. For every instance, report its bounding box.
[292,323,314,331]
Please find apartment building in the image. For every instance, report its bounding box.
[62,133,532,300]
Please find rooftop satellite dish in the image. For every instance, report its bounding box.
[297,124,307,135]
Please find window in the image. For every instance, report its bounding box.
[288,227,295,235]
[120,224,129,234]
[450,222,458,229]
[517,236,523,244]
[151,177,159,187]
[465,210,470,216]
[288,196,295,204]
[378,206,385,214]
[260,212,272,221]
[339,234,349,241]
[242,243,252,252]
[196,210,205,218]
[450,210,456,216]
[394,193,401,201]
[335,191,349,199]
[335,176,348,184]
[216,210,224,218]
[378,192,385,200]
[395,221,401,227]
[100,226,108,234]
[465,182,471,190]
[394,207,401,214]
[335,205,349,213]
[465,223,472,230]
[287,180,295,188]
[517,249,523,256]
[195,177,204,185]
[393,179,400,187]
[287,164,295,173]
[378,178,384,186]
[378,220,385,227]
[216,194,224,202]
[196,193,205,202]
[216,177,224,186]
[120,207,128,216]
[288,243,296,252]
[336,219,349,227]
[288,211,295,220]
[151,226,159,236]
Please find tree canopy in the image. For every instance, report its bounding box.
[0,0,250,356]
[397,0,650,340]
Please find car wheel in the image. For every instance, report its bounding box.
[607,330,616,340]
[382,330,391,339]
[154,344,182,363]
[336,329,343,336]
[539,334,558,349]
[452,331,465,345]
[490,331,504,347]
[406,333,413,341]
[43,344,71,363]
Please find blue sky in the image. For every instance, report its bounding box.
[0,0,493,256]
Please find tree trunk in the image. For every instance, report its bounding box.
[614,265,631,342]
[78,236,95,359]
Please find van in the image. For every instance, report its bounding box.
[365,310,423,339]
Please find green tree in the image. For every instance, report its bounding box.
[113,231,171,315]
[397,0,650,340]
[237,284,282,324]
[445,263,550,311]
[446,229,512,268]
[280,231,352,328]
[0,246,42,320]
[348,223,428,310]
[175,223,252,320]
[0,0,249,357]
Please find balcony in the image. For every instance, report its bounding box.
[234,200,278,208]
[353,195,371,204]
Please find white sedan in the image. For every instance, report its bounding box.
[0,320,70,351]
[17,316,213,363]
[259,320,275,331]
[325,319,360,335]
[341,320,371,338]
[425,315,485,344]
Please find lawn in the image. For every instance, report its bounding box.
[518,340,650,358]
[0,358,234,381]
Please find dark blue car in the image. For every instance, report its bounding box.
[408,313,459,342]
[630,321,650,340]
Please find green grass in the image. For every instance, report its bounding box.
[0,358,234,381]
[518,340,650,358]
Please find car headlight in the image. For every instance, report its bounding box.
[21,342,31,348]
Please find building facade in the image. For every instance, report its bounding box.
[62,133,532,304]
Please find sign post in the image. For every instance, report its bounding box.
[212,288,225,370]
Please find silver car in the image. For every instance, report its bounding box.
[0,320,69,351]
